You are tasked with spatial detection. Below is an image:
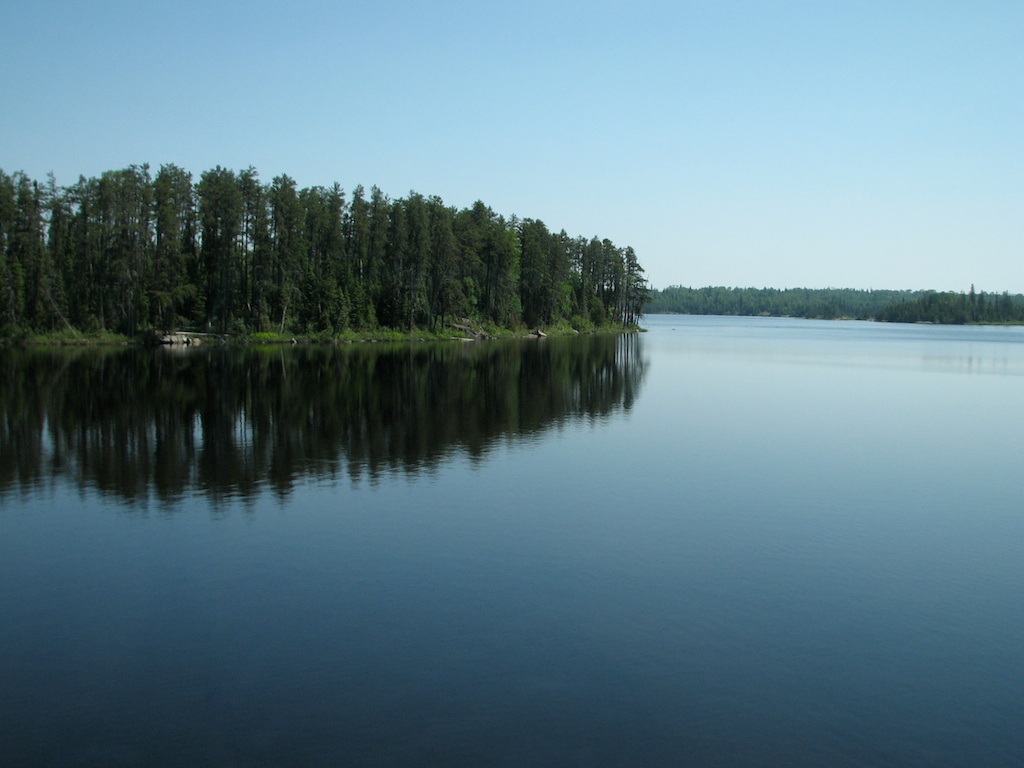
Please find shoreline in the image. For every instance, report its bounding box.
[2,324,646,348]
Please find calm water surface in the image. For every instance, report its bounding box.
[2,317,1022,766]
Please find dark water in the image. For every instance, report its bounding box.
[2,318,1022,766]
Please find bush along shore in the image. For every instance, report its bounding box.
[2,319,645,347]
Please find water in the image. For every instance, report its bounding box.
[2,317,1022,766]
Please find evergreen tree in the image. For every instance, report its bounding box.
[153,164,198,330]
[621,247,648,326]
[0,171,25,329]
[43,173,73,331]
[367,185,390,325]
[518,218,550,327]
[345,184,374,328]
[268,174,304,333]
[299,183,347,332]
[238,166,272,330]
[425,196,460,329]
[401,192,430,329]
[197,166,243,333]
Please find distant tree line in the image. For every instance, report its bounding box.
[875,287,1024,324]
[646,285,922,319]
[647,285,1024,324]
[0,165,648,337]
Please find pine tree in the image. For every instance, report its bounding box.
[198,166,243,333]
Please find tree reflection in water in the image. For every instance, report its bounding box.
[0,335,646,504]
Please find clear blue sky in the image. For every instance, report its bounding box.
[3,0,1021,292]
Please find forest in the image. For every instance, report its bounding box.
[874,288,1024,324]
[647,285,1024,324]
[0,165,648,339]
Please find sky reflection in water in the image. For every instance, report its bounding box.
[2,319,1022,766]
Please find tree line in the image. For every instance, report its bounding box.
[0,165,648,338]
[647,285,1024,324]
[875,286,1024,324]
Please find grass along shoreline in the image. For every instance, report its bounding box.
[3,320,645,347]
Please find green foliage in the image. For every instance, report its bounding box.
[876,288,1024,324]
[247,331,292,343]
[569,314,595,334]
[0,164,649,339]
[15,328,128,346]
[647,285,1024,325]
[648,286,925,320]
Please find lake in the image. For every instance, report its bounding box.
[2,316,1022,767]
